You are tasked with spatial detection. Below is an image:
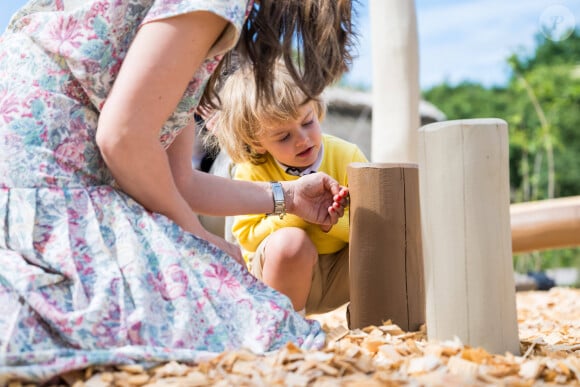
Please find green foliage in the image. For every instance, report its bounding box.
[423,29,580,272]
[423,82,511,120]
[513,31,580,71]
[514,249,580,286]
[423,29,580,201]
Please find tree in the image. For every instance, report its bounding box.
[507,30,580,200]
[423,31,580,273]
[423,30,580,202]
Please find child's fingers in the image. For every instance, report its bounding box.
[332,202,344,218]
[333,191,350,209]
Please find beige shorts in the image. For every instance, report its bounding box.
[249,235,350,315]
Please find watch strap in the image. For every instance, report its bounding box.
[268,182,286,219]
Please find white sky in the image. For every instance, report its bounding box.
[1,0,579,90]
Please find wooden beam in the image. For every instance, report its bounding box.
[511,196,580,254]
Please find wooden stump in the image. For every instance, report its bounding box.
[418,118,520,355]
[347,163,425,331]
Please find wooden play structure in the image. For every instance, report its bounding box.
[347,118,580,354]
[347,118,521,355]
[346,0,580,356]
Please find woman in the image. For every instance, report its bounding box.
[0,0,355,382]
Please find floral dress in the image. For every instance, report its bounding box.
[0,0,325,382]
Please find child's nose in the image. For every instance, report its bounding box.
[296,130,309,146]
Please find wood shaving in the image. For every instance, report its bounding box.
[7,287,580,386]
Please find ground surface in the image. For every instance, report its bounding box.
[20,287,579,387]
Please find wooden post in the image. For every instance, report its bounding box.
[511,196,580,253]
[347,163,425,331]
[369,0,420,163]
[418,118,520,355]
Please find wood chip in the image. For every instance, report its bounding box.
[447,355,479,379]
[22,287,580,387]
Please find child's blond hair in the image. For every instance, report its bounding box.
[211,61,326,165]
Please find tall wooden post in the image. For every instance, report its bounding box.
[347,163,425,331]
[418,118,520,355]
[369,0,420,163]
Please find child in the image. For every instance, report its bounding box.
[212,61,368,315]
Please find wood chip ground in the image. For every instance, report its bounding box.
[7,287,580,386]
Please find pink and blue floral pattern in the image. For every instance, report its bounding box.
[0,0,325,383]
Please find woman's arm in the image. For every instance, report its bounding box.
[167,121,347,223]
[97,10,345,243]
[165,122,274,218]
[170,134,345,224]
[96,11,228,235]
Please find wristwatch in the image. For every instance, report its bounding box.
[268,181,286,219]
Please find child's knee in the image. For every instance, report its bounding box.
[267,227,316,263]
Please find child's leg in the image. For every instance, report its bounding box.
[260,227,317,311]
[305,245,349,315]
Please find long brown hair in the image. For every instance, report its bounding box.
[200,0,357,110]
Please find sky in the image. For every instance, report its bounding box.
[1,0,578,90]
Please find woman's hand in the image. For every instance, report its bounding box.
[283,172,349,231]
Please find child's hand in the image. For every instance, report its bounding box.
[320,186,349,232]
[334,187,349,208]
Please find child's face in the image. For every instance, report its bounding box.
[255,103,322,170]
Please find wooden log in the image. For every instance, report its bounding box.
[511,196,580,253]
[347,163,425,331]
[418,118,520,355]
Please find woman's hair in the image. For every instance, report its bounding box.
[210,61,326,165]
[200,0,357,111]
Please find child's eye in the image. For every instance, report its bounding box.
[278,134,290,142]
[303,120,314,127]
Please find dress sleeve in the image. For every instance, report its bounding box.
[142,0,251,57]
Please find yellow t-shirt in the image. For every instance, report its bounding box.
[232,134,368,262]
